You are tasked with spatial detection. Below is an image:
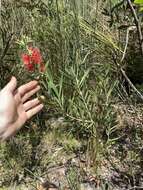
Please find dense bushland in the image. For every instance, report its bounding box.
[0,0,143,189]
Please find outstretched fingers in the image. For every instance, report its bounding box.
[26,104,44,119]
[23,98,40,111]
[21,85,40,103]
[18,81,38,97]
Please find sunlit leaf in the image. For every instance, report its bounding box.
[134,0,143,4]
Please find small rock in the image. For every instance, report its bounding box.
[80,182,96,190]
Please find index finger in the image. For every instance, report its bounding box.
[18,81,38,97]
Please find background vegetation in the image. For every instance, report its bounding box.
[0,0,143,189]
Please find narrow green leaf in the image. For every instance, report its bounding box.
[79,69,90,87]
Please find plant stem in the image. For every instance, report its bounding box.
[127,0,143,55]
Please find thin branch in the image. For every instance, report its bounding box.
[121,68,143,100]
[121,26,136,62]
[0,33,13,62]
[128,186,143,190]
[113,53,143,101]
[127,0,143,55]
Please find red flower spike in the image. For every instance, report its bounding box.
[21,46,45,72]
[26,63,34,71]
[30,47,43,65]
[21,54,31,65]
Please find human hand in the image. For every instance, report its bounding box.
[0,76,43,140]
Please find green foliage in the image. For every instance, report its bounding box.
[1,0,143,189]
[134,0,143,4]
[66,165,81,190]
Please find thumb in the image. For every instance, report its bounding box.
[5,76,17,92]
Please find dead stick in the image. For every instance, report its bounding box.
[121,68,143,100]
[127,0,143,55]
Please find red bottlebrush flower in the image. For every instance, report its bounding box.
[21,53,33,71]
[21,54,31,65]
[26,63,34,71]
[21,46,45,72]
[29,47,43,65]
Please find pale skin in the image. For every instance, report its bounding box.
[0,76,43,140]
